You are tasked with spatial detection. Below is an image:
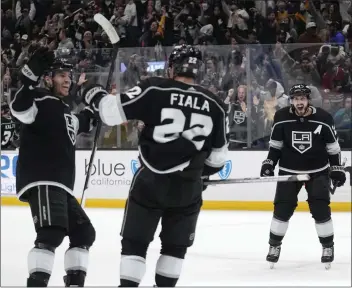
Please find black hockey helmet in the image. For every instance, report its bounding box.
[44,58,74,79]
[168,44,202,79]
[289,84,311,99]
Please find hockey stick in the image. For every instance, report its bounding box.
[80,13,120,206]
[329,157,347,195]
[204,174,310,185]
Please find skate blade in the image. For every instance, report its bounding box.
[268,262,275,269]
[324,263,331,270]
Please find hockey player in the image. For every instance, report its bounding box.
[82,44,229,287]
[1,101,18,149]
[260,84,346,269]
[10,47,96,287]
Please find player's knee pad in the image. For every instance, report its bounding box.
[308,200,331,222]
[160,244,187,259]
[121,238,149,258]
[273,203,296,221]
[69,222,96,248]
[35,226,66,250]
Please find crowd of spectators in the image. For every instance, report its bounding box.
[1,0,352,149]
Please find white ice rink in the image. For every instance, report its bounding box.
[1,206,351,286]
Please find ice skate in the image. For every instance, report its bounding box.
[266,245,281,269]
[321,246,334,270]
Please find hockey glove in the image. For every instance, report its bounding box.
[21,47,55,87]
[82,84,109,112]
[329,166,346,187]
[260,159,275,177]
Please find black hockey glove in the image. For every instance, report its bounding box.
[329,166,346,187]
[260,159,275,177]
[82,84,109,112]
[21,47,55,87]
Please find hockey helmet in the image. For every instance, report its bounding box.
[168,44,202,79]
[289,84,311,99]
[44,58,74,79]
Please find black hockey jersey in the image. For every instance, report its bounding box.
[98,77,229,177]
[10,85,94,201]
[267,106,341,174]
[1,116,16,149]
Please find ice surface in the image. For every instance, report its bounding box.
[1,207,351,286]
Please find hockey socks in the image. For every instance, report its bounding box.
[64,246,89,286]
[269,215,289,246]
[27,247,55,287]
[155,255,183,287]
[315,218,334,247]
[120,255,146,286]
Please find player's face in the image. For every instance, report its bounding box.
[53,71,71,97]
[292,94,309,116]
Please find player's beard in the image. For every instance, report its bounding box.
[54,84,70,97]
[60,86,70,97]
[294,103,309,116]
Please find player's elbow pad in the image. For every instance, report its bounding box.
[98,94,127,126]
[203,145,228,176]
[10,86,38,124]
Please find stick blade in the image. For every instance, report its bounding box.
[93,13,120,44]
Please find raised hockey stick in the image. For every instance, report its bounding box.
[80,13,120,206]
[329,157,347,195]
[204,174,310,185]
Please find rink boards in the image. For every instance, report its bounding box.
[1,150,351,211]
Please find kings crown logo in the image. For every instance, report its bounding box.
[218,160,232,179]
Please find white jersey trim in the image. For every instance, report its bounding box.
[326,141,341,155]
[205,145,228,168]
[99,94,127,126]
[17,181,74,200]
[270,120,296,140]
[278,163,329,174]
[138,146,191,174]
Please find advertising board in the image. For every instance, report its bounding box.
[1,150,351,211]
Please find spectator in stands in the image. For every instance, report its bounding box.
[124,0,139,47]
[334,96,352,129]
[15,0,36,36]
[1,0,351,150]
[57,28,74,53]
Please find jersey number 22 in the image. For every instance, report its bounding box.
[153,108,213,150]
